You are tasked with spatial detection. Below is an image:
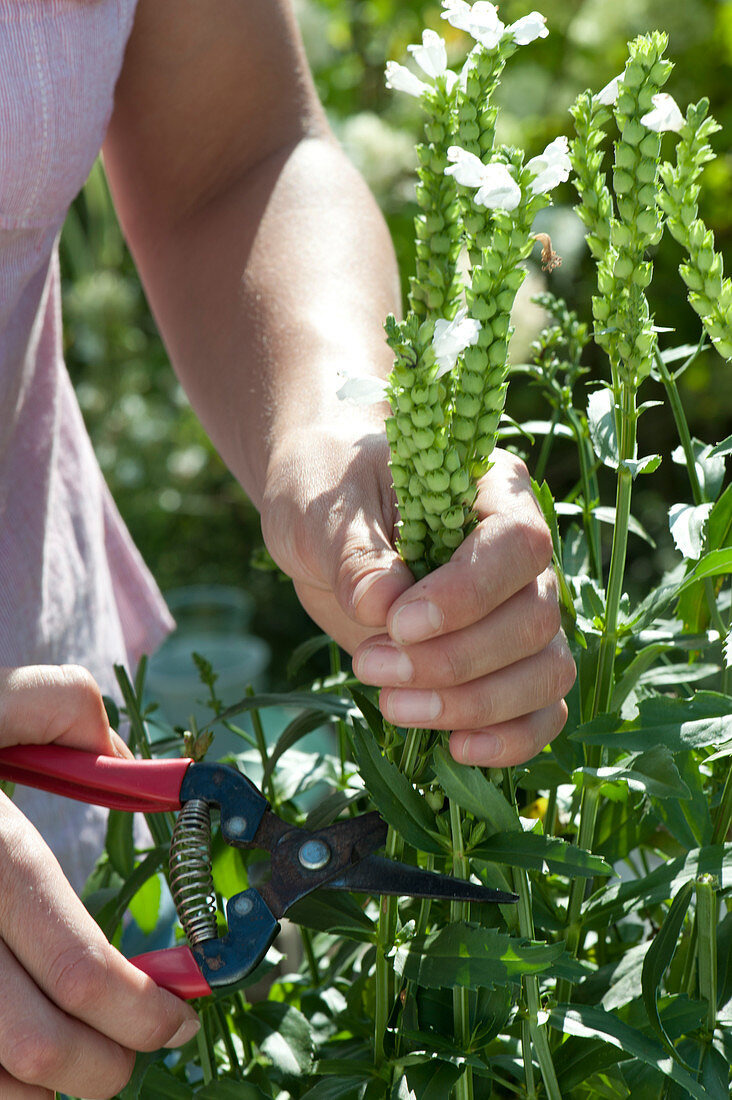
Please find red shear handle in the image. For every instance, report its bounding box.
[0,745,192,813]
[131,946,211,999]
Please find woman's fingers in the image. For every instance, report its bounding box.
[385,451,552,645]
[0,940,135,1100]
[0,796,200,1060]
[377,632,576,736]
[0,1066,53,1100]
[354,570,561,689]
[0,665,120,755]
[449,700,570,768]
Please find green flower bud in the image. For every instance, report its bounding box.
[444,448,461,473]
[639,132,660,159]
[478,411,501,436]
[613,254,635,280]
[455,392,482,419]
[399,539,426,563]
[636,159,657,185]
[475,434,497,458]
[593,297,611,323]
[636,209,660,237]
[496,289,515,312]
[423,491,451,514]
[385,419,399,444]
[453,416,474,442]
[440,529,465,549]
[441,506,465,530]
[488,339,508,367]
[632,262,652,288]
[396,414,413,436]
[425,469,450,493]
[622,119,646,146]
[450,468,471,495]
[401,499,425,521]
[410,406,434,430]
[615,143,637,171]
[461,363,484,391]
[613,168,634,195]
[412,427,435,450]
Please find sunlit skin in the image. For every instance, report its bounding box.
[0,1,574,1095]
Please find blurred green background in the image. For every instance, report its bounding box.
[60,0,732,694]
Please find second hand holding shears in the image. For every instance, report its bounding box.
[0,745,517,998]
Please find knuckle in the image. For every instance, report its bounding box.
[98,1048,136,1098]
[46,943,110,1017]
[513,514,553,577]
[59,665,107,728]
[440,639,473,687]
[6,1030,64,1087]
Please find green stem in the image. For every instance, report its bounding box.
[504,772,562,1100]
[561,381,638,992]
[374,728,423,1063]
[565,404,602,583]
[695,876,718,1033]
[448,795,473,1100]
[214,1002,243,1079]
[712,764,732,844]
[655,350,728,640]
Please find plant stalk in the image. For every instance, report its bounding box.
[448,794,473,1100]
[695,876,718,1033]
[561,379,638,987]
[374,727,423,1062]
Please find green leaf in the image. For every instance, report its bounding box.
[263,709,335,782]
[393,923,565,990]
[669,502,713,559]
[215,691,352,725]
[288,889,375,941]
[432,747,518,833]
[573,746,691,801]
[196,1083,270,1099]
[620,454,662,478]
[139,1065,194,1099]
[587,387,618,468]
[350,722,444,855]
[287,633,333,680]
[470,830,612,878]
[672,439,725,501]
[106,808,134,879]
[571,692,732,755]
[583,845,732,929]
[350,688,387,743]
[128,870,162,935]
[99,846,168,939]
[393,1062,462,1099]
[641,882,695,1066]
[708,432,732,458]
[119,1052,167,1099]
[300,1078,372,1100]
[247,1001,314,1077]
[548,1006,712,1099]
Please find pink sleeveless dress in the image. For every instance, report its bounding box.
[0,0,174,889]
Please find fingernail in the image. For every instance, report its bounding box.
[356,645,413,685]
[391,600,443,645]
[460,732,502,765]
[164,1016,201,1049]
[384,689,442,726]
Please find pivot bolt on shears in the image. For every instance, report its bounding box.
[0,745,517,998]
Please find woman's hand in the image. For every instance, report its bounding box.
[261,433,576,768]
[0,666,200,1100]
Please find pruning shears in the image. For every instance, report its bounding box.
[0,745,517,998]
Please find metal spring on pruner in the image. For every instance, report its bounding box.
[169,798,217,946]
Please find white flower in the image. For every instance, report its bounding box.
[432,308,481,376]
[336,372,389,406]
[407,29,448,79]
[385,61,430,98]
[445,146,522,210]
[595,73,624,106]
[441,0,505,49]
[386,32,458,99]
[507,12,548,45]
[640,93,685,133]
[526,135,571,194]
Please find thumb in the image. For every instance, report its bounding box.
[0,665,123,756]
[335,527,415,629]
